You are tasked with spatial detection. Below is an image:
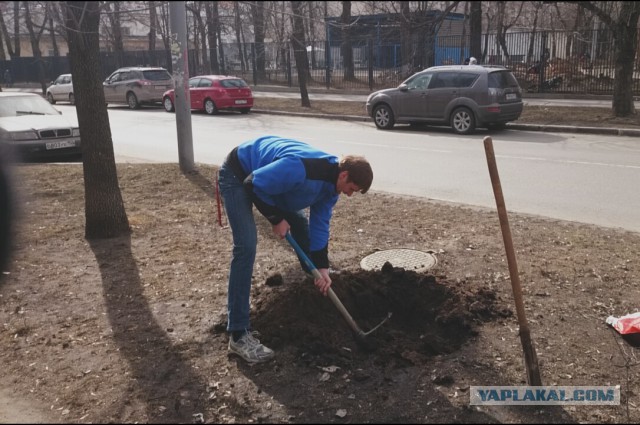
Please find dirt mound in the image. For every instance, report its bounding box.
[248,263,512,366]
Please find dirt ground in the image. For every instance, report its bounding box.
[1,98,640,423]
[1,150,640,423]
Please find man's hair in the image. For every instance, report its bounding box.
[339,155,373,194]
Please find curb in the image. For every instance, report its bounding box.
[507,123,640,137]
[253,109,371,123]
[253,109,640,137]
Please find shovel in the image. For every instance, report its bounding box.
[284,233,391,348]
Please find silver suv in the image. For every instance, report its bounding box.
[103,66,173,109]
[366,65,523,134]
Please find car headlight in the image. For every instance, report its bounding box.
[10,130,39,141]
[72,128,80,137]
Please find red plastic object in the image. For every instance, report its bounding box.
[606,312,640,335]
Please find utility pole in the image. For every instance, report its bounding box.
[169,1,194,172]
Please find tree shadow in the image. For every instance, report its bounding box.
[183,166,216,200]
[89,235,211,423]
[234,348,578,424]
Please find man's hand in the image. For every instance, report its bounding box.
[272,220,290,239]
[314,268,332,296]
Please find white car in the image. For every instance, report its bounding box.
[46,73,75,105]
[0,92,81,161]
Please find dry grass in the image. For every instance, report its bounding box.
[254,97,640,128]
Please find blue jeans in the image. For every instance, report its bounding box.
[218,161,310,332]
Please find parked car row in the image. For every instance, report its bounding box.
[11,64,522,162]
[102,66,254,114]
[6,66,253,162]
[44,66,255,116]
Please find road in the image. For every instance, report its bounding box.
[55,105,640,234]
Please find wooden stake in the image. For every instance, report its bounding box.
[483,136,542,386]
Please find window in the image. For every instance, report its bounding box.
[142,70,172,81]
[188,78,201,88]
[488,71,519,89]
[198,79,213,87]
[429,73,457,89]
[220,79,248,88]
[456,73,479,88]
[406,74,431,90]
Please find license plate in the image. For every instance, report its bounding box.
[506,93,517,100]
[46,140,76,150]
[235,99,248,105]
[155,85,167,90]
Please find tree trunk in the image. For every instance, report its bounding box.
[251,2,266,82]
[469,1,482,60]
[290,1,310,107]
[341,1,354,81]
[13,1,20,57]
[0,20,5,61]
[527,13,539,63]
[48,16,60,57]
[612,21,638,116]
[148,1,157,56]
[23,2,48,94]
[459,1,469,64]
[106,1,125,67]
[195,3,209,74]
[157,2,172,71]
[578,1,639,117]
[205,1,220,74]
[399,1,412,74]
[496,3,510,63]
[64,1,130,240]
[233,1,245,72]
[0,14,12,60]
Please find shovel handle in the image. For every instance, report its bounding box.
[284,233,365,338]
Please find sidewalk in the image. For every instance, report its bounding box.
[5,83,640,137]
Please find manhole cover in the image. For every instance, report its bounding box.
[360,249,437,272]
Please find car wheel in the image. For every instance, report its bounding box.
[69,93,75,105]
[240,108,250,114]
[451,107,476,135]
[46,93,55,104]
[204,99,218,115]
[127,92,140,109]
[163,96,175,112]
[373,104,395,130]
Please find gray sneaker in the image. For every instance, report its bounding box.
[228,331,275,363]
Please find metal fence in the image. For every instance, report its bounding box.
[2,28,639,95]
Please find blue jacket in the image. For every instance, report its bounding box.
[230,135,339,267]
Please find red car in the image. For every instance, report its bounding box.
[162,75,253,115]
